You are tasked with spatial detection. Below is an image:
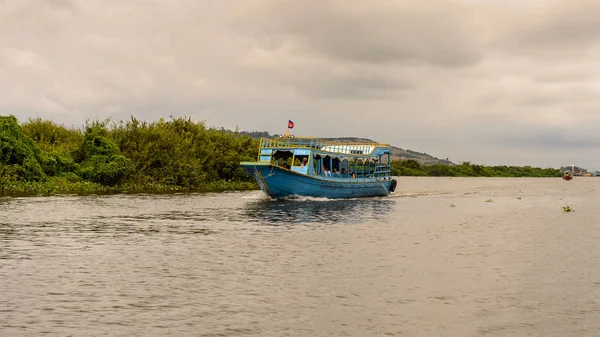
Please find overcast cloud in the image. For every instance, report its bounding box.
[2,0,600,169]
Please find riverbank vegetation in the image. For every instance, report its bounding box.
[390,159,562,177]
[1,115,562,196]
[1,115,257,196]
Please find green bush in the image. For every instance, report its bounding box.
[0,115,47,181]
[80,154,134,186]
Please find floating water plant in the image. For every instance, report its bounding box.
[485,199,493,202]
[450,204,455,208]
[516,197,521,200]
[563,205,574,212]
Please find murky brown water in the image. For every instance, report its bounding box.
[1,177,600,336]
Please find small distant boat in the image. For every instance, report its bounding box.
[240,136,397,199]
[563,172,573,181]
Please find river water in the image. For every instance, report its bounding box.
[1,177,600,336]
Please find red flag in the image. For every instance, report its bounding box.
[288,120,294,129]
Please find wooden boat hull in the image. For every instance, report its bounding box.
[241,162,396,199]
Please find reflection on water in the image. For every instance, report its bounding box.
[243,197,394,225]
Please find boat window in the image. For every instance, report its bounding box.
[319,155,331,176]
[272,150,294,168]
[294,155,309,167]
[313,155,321,173]
[341,159,349,177]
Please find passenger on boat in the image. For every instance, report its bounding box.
[349,170,356,178]
[333,168,339,177]
[322,167,331,176]
[341,168,347,176]
[301,158,308,166]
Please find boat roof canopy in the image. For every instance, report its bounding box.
[259,136,391,158]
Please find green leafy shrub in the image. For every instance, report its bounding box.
[80,154,134,186]
[0,115,47,181]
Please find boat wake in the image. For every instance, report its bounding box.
[277,195,365,202]
[242,190,446,202]
[388,191,448,198]
[241,191,270,200]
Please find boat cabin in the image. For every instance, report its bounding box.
[257,137,393,181]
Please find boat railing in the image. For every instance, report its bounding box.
[259,137,389,151]
[373,164,391,175]
[308,164,392,180]
[260,138,324,150]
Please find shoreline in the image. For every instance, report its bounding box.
[1,176,574,198]
[0,179,258,198]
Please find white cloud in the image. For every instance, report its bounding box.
[2,0,600,169]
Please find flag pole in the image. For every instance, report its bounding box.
[285,120,294,137]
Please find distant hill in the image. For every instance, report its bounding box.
[320,137,453,165]
[240,132,453,165]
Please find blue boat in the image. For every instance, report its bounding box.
[240,136,397,199]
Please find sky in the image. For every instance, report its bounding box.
[2,0,600,170]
